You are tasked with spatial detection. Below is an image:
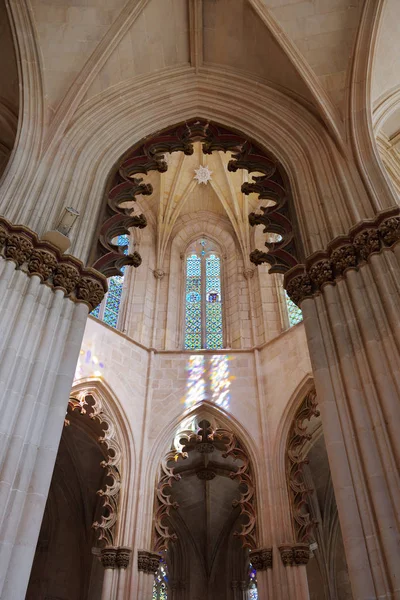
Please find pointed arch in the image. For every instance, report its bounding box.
[70,377,136,547]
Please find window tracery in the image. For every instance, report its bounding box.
[91,234,129,328]
[184,239,223,350]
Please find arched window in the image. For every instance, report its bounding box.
[91,234,129,329]
[184,239,223,350]
[248,563,258,599]
[285,290,303,327]
[153,561,168,600]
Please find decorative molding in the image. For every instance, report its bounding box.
[137,550,161,574]
[67,392,122,546]
[250,547,273,570]
[92,119,300,276]
[278,543,310,567]
[284,208,400,305]
[287,389,320,543]
[0,217,107,311]
[154,419,257,552]
[153,269,165,279]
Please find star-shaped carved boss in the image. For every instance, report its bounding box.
[194,165,213,185]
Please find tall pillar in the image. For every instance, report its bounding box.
[285,209,400,600]
[101,547,118,600]
[278,544,310,600]
[116,547,132,599]
[0,217,106,599]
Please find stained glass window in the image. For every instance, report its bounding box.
[285,290,303,327]
[249,564,258,600]
[153,562,168,600]
[184,240,223,350]
[90,234,129,329]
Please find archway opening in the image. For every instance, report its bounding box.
[153,416,257,599]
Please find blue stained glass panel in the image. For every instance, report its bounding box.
[205,255,222,349]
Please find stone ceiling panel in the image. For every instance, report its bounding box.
[203,0,314,104]
[31,0,128,112]
[84,0,190,102]
[261,0,365,117]
[372,0,400,106]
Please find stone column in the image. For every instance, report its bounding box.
[249,547,273,600]
[278,544,310,600]
[137,550,160,598]
[0,217,107,599]
[285,209,400,600]
[116,547,132,599]
[101,547,118,600]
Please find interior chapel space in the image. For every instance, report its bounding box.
[0,1,400,600]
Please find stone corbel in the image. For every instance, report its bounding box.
[100,546,132,570]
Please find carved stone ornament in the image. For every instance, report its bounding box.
[250,547,273,570]
[0,217,107,310]
[137,550,161,574]
[154,419,257,552]
[92,119,301,276]
[100,547,118,569]
[284,208,400,306]
[278,544,310,567]
[287,389,319,543]
[196,467,216,480]
[116,547,132,569]
[279,545,295,567]
[67,391,122,546]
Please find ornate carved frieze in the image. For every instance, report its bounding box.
[250,547,273,570]
[67,392,122,546]
[92,119,300,276]
[278,544,310,567]
[154,419,257,552]
[137,550,161,575]
[287,389,320,543]
[284,208,400,306]
[0,217,107,310]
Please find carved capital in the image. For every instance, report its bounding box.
[116,547,132,569]
[4,232,34,266]
[250,547,273,570]
[330,244,357,275]
[243,267,255,280]
[76,275,107,311]
[53,262,81,295]
[353,229,380,261]
[293,543,310,566]
[153,269,165,279]
[101,546,118,569]
[27,248,58,281]
[0,224,7,248]
[137,550,161,575]
[278,545,294,567]
[285,273,313,306]
[309,260,333,287]
[378,216,400,246]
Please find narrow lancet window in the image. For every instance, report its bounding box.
[184,239,223,350]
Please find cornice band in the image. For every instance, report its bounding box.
[284,208,400,306]
[0,217,107,311]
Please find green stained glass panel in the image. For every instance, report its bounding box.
[185,254,202,349]
[285,290,303,327]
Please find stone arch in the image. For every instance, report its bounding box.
[0,69,378,261]
[69,377,135,547]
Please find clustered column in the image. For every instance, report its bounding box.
[249,547,273,600]
[285,209,400,600]
[0,217,107,599]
